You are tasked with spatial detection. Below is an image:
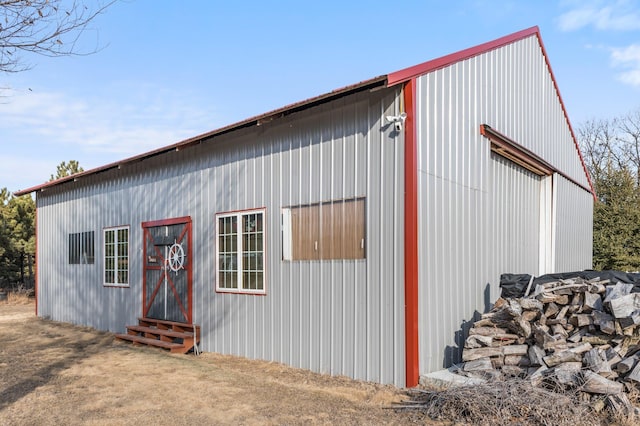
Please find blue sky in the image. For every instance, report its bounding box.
[2,0,640,193]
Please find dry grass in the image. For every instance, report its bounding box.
[394,375,640,426]
[5,291,32,305]
[0,302,420,425]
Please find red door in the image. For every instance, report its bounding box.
[142,216,193,323]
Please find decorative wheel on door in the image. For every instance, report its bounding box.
[168,242,185,273]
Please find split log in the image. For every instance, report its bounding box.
[581,370,623,394]
[593,310,615,334]
[463,357,494,372]
[547,362,582,385]
[583,348,613,376]
[529,365,548,386]
[614,355,638,375]
[582,334,614,345]
[464,334,493,349]
[544,302,559,318]
[625,358,640,383]
[571,292,584,307]
[462,347,503,361]
[604,283,634,303]
[462,345,529,361]
[546,317,567,326]
[569,342,594,354]
[519,298,543,311]
[618,310,640,329]
[521,310,539,322]
[567,328,587,343]
[528,345,546,366]
[588,283,607,294]
[504,355,530,367]
[570,314,594,327]
[583,292,603,313]
[555,305,570,321]
[536,292,560,304]
[609,294,640,319]
[605,347,622,367]
[491,356,505,369]
[469,326,510,336]
[502,344,529,356]
[543,350,582,367]
[551,324,568,338]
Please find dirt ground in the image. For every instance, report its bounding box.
[0,300,423,425]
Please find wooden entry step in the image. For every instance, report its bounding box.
[115,317,201,354]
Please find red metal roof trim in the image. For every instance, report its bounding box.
[387,25,595,198]
[16,26,594,199]
[387,27,541,85]
[14,75,387,196]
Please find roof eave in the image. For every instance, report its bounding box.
[14,75,388,197]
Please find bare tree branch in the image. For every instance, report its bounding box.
[0,0,116,73]
[616,108,640,185]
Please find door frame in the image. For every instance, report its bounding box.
[141,216,193,323]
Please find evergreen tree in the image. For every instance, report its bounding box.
[50,160,84,181]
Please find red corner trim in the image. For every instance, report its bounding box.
[388,27,540,86]
[404,78,420,388]
[35,206,38,316]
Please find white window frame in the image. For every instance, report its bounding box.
[103,225,130,287]
[215,208,266,295]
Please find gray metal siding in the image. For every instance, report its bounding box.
[416,34,592,373]
[554,174,594,271]
[35,87,406,386]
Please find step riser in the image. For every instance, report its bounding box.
[115,318,201,354]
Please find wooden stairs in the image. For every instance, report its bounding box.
[115,318,201,354]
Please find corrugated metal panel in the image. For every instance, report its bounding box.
[416,35,592,374]
[554,174,594,271]
[35,87,406,386]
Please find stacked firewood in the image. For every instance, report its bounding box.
[461,276,640,413]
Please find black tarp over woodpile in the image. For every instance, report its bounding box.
[499,271,640,299]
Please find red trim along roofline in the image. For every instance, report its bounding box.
[15,26,593,200]
[387,26,541,85]
[13,76,387,197]
[387,26,594,199]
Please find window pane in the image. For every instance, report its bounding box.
[219,271,237,289]
[83,231,95,264]
[69,233,78,264]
